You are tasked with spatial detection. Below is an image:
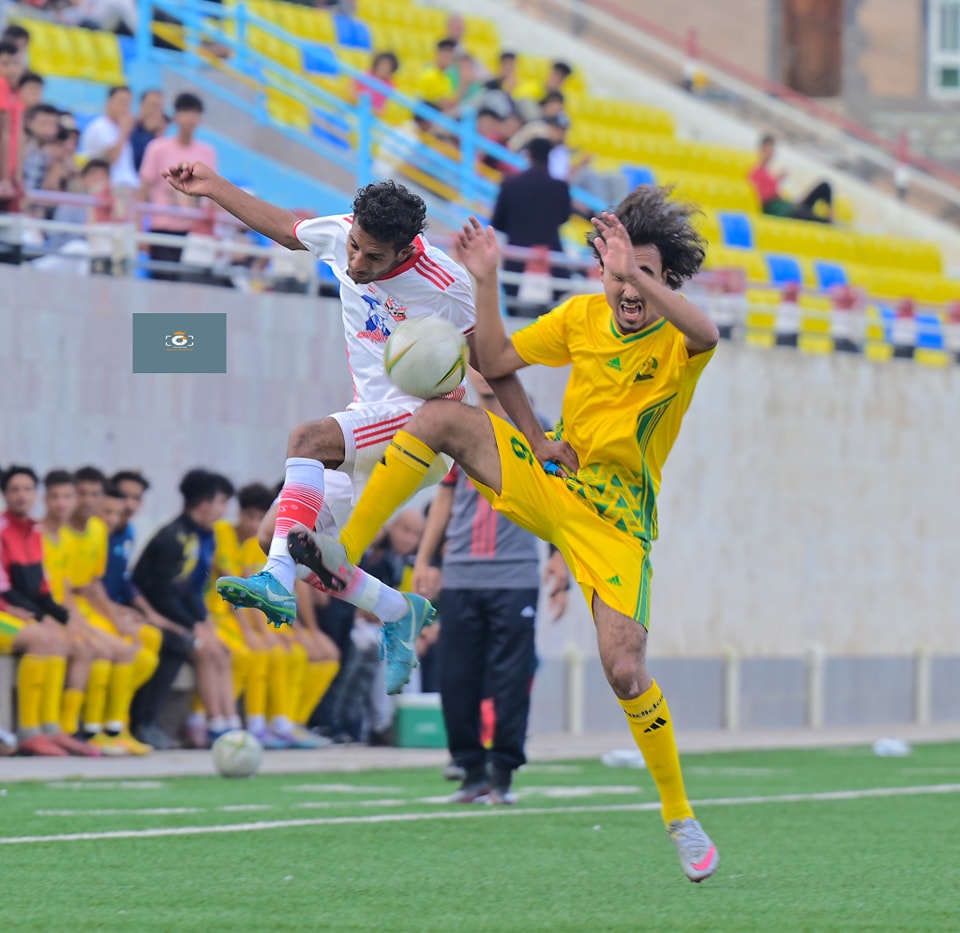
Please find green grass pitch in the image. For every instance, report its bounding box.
[2,742,959,932]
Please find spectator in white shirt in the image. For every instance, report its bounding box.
[78,85,140,191]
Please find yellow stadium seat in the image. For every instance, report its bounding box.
[407,7,449,35]
[87,32,125,84]
[797,296,834,354]
[337,48,372,74]
[462,14,499,46]
[744,288,780,347]
[26,24,71,78]
[265,89,310,133]
[356,0,407,24]
[705,247,769,283]
[915,347,952,367]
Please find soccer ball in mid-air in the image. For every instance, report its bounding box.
[384,316,470,399]
[212,729,263,778]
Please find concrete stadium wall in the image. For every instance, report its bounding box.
[3,268,960,674]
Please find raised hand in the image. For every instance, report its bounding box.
[162,161,218,199]
[591,211,639,282]
[453,215,500,281]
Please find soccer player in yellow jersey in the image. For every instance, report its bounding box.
[52,468,156,754]
[289,187,721,882]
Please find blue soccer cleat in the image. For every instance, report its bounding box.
[382,593,436,695]
[216,570,297,629]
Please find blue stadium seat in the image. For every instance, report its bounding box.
[766,254,802,284]
[915,312,945,349]
[623,166,655,188]
[718,211,753,249]
[303,43,338,74]
[117,35,137,73]
[335,15,371,49]
[814,261,847,290]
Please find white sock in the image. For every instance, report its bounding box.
[264,457,326,592]
[227,714,242,730]
[340,565,409,623]
[208,715,228,733]
[270,715,292,737]
[186,711,205,729]
[247,714,266,733]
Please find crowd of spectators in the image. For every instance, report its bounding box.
[0,461,453,758]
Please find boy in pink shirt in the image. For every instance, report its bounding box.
[139,92,217,278]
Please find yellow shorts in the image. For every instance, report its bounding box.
[474,412,654,627]
[0,611,27,654]
[213,611,249,652]
[76,599,119,637]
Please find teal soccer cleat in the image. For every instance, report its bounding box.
[215,570,297,629]
[382,593,436,695]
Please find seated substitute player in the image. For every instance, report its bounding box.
[289,188,721,883]
[162,161,561,694]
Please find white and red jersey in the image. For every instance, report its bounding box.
[294,214,476,408]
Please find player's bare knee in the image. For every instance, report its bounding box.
[605,655,645,700]
[287,418,345,466]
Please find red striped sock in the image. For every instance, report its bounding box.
[264,458,326,591]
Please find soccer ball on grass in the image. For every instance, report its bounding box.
[212,729,263,778]
[384,316,470,400]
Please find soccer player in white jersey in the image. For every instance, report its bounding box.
[163,162,571,692]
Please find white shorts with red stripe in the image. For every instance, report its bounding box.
[312,402,452,532]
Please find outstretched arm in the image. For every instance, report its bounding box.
[456,217,579,477]
[592,212,719,355]
[163,161,306,250]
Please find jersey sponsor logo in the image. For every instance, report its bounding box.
[634,356,659,382]
[606,357,622,371]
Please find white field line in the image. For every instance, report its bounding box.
[6,782,959,846]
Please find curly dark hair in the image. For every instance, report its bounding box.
[587,185,706,290]
[352,180,427,250]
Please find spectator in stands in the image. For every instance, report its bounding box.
[515,60,573,121]
[508,91,566,152]
[485,51,518,95]
[452,50,485,109]
[139,91,218,280]
[476,107,514,177]
[357,51,398,117]
[16,71,42,111]
[478,51,520,123]
[130,469,240,750]
[21,103,61,194]
[544,114,627,210]
[41,113,83,197]
[78,85,141,194]
[749,133,834,223]
[0,39,24,214]
[58,0,139,36]
[416,38,460,113]
[412,371,569,804]
[0,23,28,82]
[130,89,168,172]
[491,136,571,309]
[0,465,99,757]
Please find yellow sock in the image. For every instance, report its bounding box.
[61,687,85,735]
[619,680,694,824]
[297,660,339,725]
[228,640,251,701]
[132,646,159,691]
[340,430,438,563]
[137,623,163,655]
[105,662,135,730]
[82,659,111,732]
[286,643,308,724]
[245,649,269,719]
[42,655,67,732]
[267,645,288,720]
[16,654,47,733]
[191,693,205,716]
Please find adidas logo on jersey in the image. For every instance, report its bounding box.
[605,575,622,586]
[606,357,622,371]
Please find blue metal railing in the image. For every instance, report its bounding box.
[136,0,606,225]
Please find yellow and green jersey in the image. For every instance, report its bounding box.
[511,293,714,542]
